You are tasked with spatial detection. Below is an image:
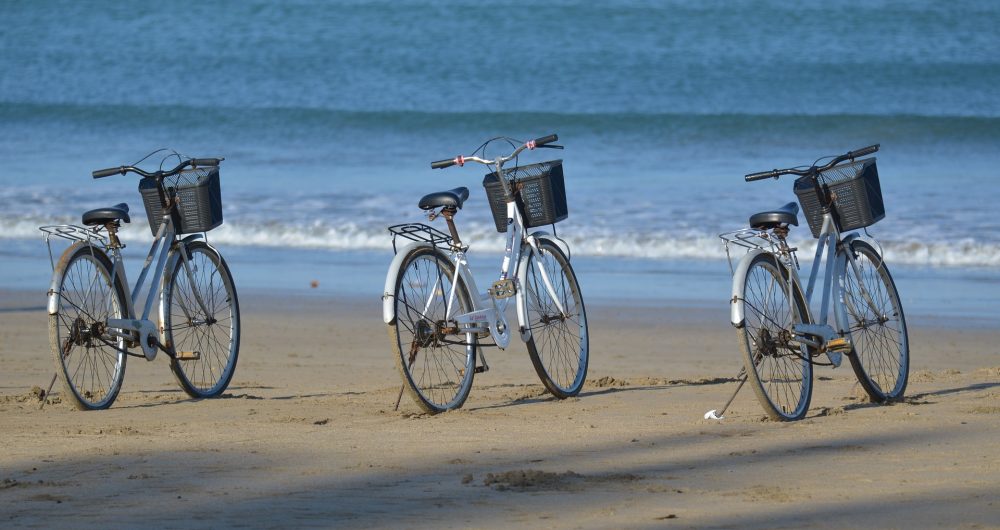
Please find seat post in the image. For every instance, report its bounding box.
[104,221,123,249]
[440,207,462,248]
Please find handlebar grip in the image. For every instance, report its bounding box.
[745,170,779,182]
[191,157,223,167]
[431,158,457,169]
[847,144,879,159]
[92,166,124,179]
[533,134,558,147]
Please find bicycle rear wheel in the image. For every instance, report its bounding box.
[48,243,128,410]
[736,252,812,421]
[388,246,476,414]
[161,241,240,398]
[839,239,909,402]
[519,240,589,398]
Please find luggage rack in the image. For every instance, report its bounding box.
[39,224,110,271]
[718,227,789,275]
[387,223,455,254]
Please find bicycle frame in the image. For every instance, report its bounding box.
[729,208,885,365]
[46,213,211,361]
[382,156,570,350]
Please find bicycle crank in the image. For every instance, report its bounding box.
[108,318,160,361]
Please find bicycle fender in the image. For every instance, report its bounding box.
[729,248,769,328]
[47,241,89,315]
[515,232,572,342]
[832,232,863,336]
[47,242,126,316]
[383,241,436,324]
[527,231,571,260]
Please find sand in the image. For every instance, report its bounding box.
[0,287,997,528]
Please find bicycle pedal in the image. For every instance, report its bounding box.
[175,350,201,361]
[824,338,852,353]
[474,365,489,374]
[489,279,516,299]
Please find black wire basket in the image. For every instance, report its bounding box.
[139,167,223,236]
[482,160,568,233]
[793,158,884,238]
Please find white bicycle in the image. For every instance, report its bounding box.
[716,144,909,421]
[382,134,589,413]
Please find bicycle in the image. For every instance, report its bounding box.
[715,144,909,421]
[382,134,589,414]
[39,152,240,410]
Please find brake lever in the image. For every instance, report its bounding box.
[537,144,564,150]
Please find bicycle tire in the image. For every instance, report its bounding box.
[388,246,476,414]
[162,241,241,399]
[519,240,589,398]
[838,239,909,402]
[48,243,129,410]
[736,252,813,421]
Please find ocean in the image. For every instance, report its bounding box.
[1,0,998,321]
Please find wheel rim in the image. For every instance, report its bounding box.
[742,259,810,419]
[843,246,908,398]
[524,247,588,393]
[55,253,125,408]
[394,253,474,410]
[166,248,238,395]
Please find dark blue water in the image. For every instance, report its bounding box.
[1,0,999,316]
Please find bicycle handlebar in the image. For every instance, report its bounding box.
[744,144,879,182]
[430,134,559,169]
[430,158,457,169]
[92,157,224,180]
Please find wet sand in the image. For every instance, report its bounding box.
[0,288,997,528]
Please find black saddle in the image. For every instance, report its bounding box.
[82,203,130,226]
[749,202,799,229]
[418,187,469,210]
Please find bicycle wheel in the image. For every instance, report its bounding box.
[519,240,589,398]
[48,243,128,410]
[839,239,909,402]
[388,246,476,413]
[736,252,812,421]
[161,241,240,398]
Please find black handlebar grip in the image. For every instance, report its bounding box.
[192,157,223,167]
[848,144,880,158]
[92,166,124,179]
[533,134,558,146]
[745,170,778,182]
[430,158,457,169]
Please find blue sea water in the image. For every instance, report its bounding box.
[1,0,999,318]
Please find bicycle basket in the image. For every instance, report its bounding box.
[139,167,223,236]
[793,157,883,238]
[482,160,568,233]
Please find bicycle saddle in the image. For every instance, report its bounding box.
[749,202,799,229]
[418,187,469,210]
[82,203,131,226]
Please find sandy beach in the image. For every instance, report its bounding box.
[0,286,996,529]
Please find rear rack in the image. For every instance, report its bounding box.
[388,223,454,254]
[718,228,787,275]
[39,224,109,271]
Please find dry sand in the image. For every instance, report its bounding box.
[0,288,997,528]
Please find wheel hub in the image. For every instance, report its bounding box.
[414,319,435,348]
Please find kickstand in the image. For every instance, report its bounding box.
[704,367,748,420]
[39,372,57,410]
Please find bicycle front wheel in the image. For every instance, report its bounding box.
[736,252,812,421]
[388,246,476,414]
[48,243,128,410]
[161,241,240,399]
[839,239,909,402]
[519,240,589,398]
